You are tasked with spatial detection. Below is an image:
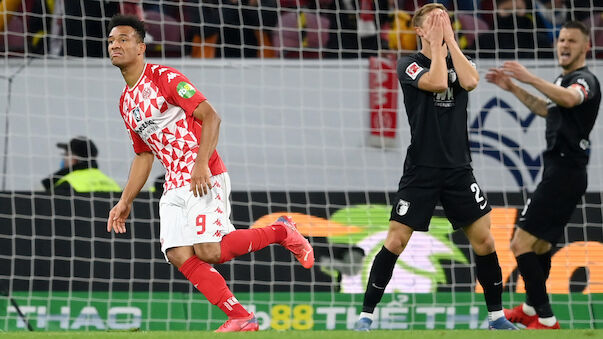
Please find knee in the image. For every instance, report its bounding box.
[194,245,221,264]
[383,222,412,255]
[472,234,496,256]
[510,236,532,256]
[533,240,552,254]
[166,249,192,269]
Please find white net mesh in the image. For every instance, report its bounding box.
[1,0,603,331]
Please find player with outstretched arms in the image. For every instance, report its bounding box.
[354,3,516,331]
[486,20,600,329]
[105,14,314,332]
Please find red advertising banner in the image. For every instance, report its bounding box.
[368,56,398,147]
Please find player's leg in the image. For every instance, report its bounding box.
[165,245,253,325]
[532,239,553,290]
[161,180,257,332]
[461,214,517,329]
[442,168,516,330]
[509,227,550,327]
[202,173,314,268]
[355,165,438,331]
[217,217,313,268]
[356,220,413,329]
[509,164,586,329]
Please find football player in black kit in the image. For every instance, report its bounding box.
[486,21,600,330]
[354,3,517,331]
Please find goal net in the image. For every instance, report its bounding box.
[1,0,603,331]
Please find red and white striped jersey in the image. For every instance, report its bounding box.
[119,63,226,192]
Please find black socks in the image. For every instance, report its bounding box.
[516,252,554,317]
[475,252,503,312]
[361,246,399,313]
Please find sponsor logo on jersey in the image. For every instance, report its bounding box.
[579,138,590,150]
[433,87,455,107]
[132,107,142,122]
[405,62,423,80]
[396,199,410,216]
[177,82,196,99]
[134,119,159,140]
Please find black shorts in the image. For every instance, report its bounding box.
[390,165,492,231]
[518,163,587,244]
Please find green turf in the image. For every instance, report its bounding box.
[2,330,603,339]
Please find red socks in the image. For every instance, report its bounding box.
[219,225,287,263]
[178,256,248,318]
[177,225,288,318]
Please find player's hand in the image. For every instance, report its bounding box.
[190,164,212,197]
[107,200,131,234]
[501,61,535,84]
[423,11,444,47]
[485,68,515,91]
[440,11,456,45]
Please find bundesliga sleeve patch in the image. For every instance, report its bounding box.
[177,82,196,99]
[405,62,423,80]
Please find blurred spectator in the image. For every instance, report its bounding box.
[273,9,330,58]
[42,137,121,193]
[583,11,603,58]
[355,0,391,57]
[63,0,142,57]
[0,0,27,55]
[316,0,358,58]
[454,13,488,52]
[384,10,416,51]
[216,0,278,58]
[533,0,568,44]
[141,0,215,57]
[477,0,553,58]
[315,0,392,58]
[570,0,594,22]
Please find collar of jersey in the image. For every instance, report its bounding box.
[127,63,148,92]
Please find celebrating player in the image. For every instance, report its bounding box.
[354,4,517,331]
[486,20,600,329]
[105,14,314,332]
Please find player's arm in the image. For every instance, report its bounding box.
[441,11,478,91]
[417,13,448,93]
[108,151,153,233]
[486,68,548,117]
[502,61,583,108]
[190,100,221,197]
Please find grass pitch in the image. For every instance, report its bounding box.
[2,330,603,339]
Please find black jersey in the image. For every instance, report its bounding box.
[545,67,601,167]
[397,52,472,168]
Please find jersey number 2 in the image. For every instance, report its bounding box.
[470,183,487,210]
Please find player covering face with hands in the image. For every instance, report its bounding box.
[105,14,314,332]
[354,4,517,331]
[486,21,600,330]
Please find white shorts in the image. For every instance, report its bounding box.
[159,172,236,262]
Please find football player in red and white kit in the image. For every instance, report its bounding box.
[105,15,314,332]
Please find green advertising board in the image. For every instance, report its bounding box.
[2,292,602,331]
